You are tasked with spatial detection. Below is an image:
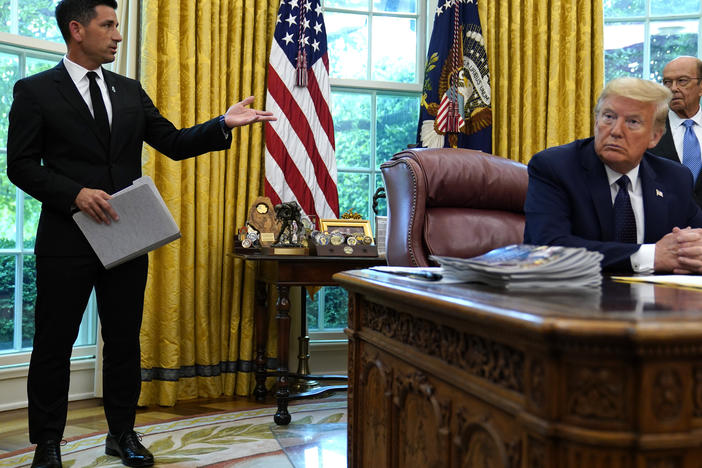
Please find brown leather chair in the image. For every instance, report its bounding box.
[380,147,528,267]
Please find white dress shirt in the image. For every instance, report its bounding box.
[62,56,113,127]
[603,164,655,273]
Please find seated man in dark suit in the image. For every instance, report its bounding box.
[650,56,702,207]
[524,77,702,273]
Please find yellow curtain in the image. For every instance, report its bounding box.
[138,0,279,406]
[478,0,604,163]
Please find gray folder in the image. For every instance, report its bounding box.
[73,176,181,269]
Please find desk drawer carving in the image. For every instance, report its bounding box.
[694,367,702,418]
[567,366,625,421]
[362,299,524,394]
[353,342,519,467]
[339,275,702,468]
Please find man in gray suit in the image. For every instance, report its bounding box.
[650,56,702,207]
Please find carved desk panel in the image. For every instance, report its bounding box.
[335,271,702,468]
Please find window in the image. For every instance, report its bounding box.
[0,1,96,364]
[307,0,426,335]
[604,0,701,83]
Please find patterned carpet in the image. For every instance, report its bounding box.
[0,400,347,468]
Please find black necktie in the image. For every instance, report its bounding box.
[87,71,110,141]
[613,175,636,243]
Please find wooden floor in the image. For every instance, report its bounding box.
[0,395,276,455]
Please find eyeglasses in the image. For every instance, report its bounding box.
[662,76,701,88]
[597,111,644,131]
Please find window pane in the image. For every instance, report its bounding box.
[327,12,368,80]
[604,22,644,82]
[376,94,419,165]
[332,91,371,168]
[26,55,57,76]
[0,0,9,34]
[650,20,699,82]
[19,0,62,43]
[0,255,15,351]
[651,0,700,16]
[371,16,416,83]
[0,52,19,149]
[322,286,348,329]
[374,0,416,14]
[0,170,16,247]
[306,289,320,330]
[603,0,645,18]
[338,172,370,218]
[325,0,368,11]
[22,255,35,348]
[24,194,40,249]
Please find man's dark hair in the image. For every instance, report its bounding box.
[55,0,118,43]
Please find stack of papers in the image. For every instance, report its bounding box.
[430,244,603,289]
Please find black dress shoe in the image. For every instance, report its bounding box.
[105,431,154,467]
[31,440,62,468]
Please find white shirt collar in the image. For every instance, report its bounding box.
[669,106,702,129]
[604,163,640,191]
[62,55,105,84]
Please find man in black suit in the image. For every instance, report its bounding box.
[650,56,702,207]
[6,1,275,467]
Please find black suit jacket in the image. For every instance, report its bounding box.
[7,61,231,256]
[650,116,702,207]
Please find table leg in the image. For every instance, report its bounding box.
[274,284,292,425]
[291,288,318,392]
[253,280,269,401]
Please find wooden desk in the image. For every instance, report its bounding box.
[335,270,702,468]
[234,253,384,424]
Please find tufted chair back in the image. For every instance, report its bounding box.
[380,147,528,267]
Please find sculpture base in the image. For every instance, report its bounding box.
[261,247,309,255]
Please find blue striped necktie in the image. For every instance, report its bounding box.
[682,119,701,182]
[613,175,636,244]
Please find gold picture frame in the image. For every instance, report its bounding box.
[319,218,373,237]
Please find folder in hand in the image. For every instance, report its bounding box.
[73,176,181,269]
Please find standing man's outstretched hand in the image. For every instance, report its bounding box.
[224,96,276,128]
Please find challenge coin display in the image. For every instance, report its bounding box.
[330,232,345,246]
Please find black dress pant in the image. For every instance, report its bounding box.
[27,254,148,443]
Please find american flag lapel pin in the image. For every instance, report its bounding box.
[656,189,663,197]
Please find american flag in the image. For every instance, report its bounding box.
[264,0,339,222]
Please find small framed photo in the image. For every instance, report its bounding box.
[319,218,373,237]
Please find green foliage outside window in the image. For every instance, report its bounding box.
[0,0,62,42]
[604,0,700,17]
[605,33,698,83]
[0,246,36,351]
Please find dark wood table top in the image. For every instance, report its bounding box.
[232,252,386,286]
[334,269,702,341]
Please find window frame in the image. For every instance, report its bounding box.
[603,1,702,82]
[307,0,430,338]
[0,32,99,367]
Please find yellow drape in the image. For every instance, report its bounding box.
[138,0,279,406]
[478,0,604,163]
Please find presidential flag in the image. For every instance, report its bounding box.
[418,0,492,151]
[265,0,339,223]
